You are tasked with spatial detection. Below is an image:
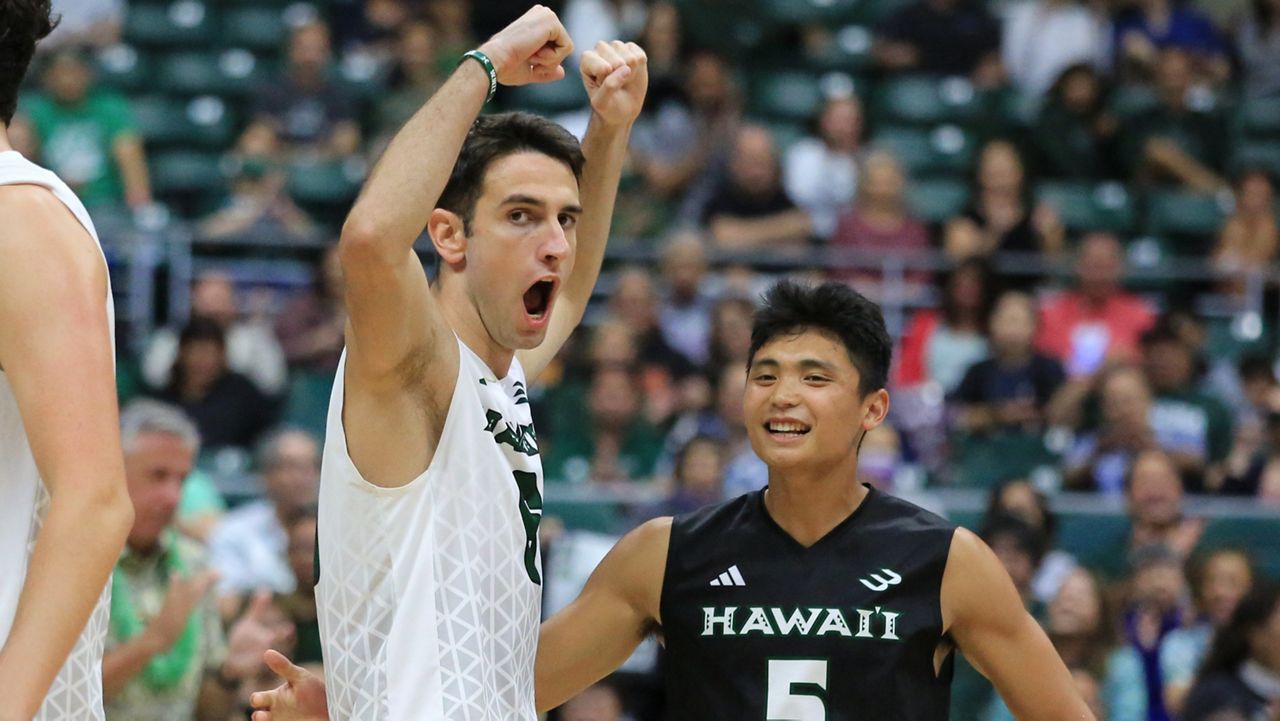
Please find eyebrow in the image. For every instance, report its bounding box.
[501,194,583,216]
[750,358,838,372]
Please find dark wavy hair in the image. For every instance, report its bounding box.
[749,280,892,397]
[0,0,59,124]
[1195,581,1280,681]
[437,111,585,231]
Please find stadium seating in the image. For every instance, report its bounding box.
[123,1,218,49]
[870,125,975,177]
[1035,181,1137,235]
[873,75,983,127]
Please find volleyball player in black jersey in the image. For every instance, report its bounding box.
[253,280,1092,721]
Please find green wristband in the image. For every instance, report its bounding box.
[460,49,498,104]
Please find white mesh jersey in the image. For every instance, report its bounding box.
[317,338,544,720]
[0,151,114,721]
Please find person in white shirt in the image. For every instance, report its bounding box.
[783,94,863,240]
[1002,0,1107,96]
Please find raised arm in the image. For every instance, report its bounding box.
[337,6,573,487]
[942,528,1094,721]
[0,185,135,718]
[535,517,669,711]
[517,40,648,380]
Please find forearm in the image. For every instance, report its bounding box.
[113,136,152,207]
[561,114,632,309]
[343,59,489,251]
[102,631,166,698]
[0,491,133,715]
[710,211,812,249]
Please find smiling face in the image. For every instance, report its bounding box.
[452,151,581,351]
[744,328,888,476]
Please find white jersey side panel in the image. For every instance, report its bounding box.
[0,151,114,721]
[317,338,543,720]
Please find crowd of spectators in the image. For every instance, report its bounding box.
[23,0,1280,718]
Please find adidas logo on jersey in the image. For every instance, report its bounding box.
[709,565,746,587]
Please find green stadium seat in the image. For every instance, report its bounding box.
[124,1,217,48]
[906,178,969,223]
[874,76,982,126]
[505,77,590,115]
[948,431,1058,489]
[1238,97,1280,137]
[855,0,911,24]
[870,125,975,177]
[803,25,874,73]
[1203,315,1273,362]
[133,95,234,149]
[764,121,807,154]
[1200,517,1280,580]
[150,151,227,216]
[286,159,364,226]
[222,7,289,53]
[1056,513,1130,576]
[1144,189,1228,246]
[750,70,827,123]
[155,50,268,98]
[998,88,1042,129]
[757,0,863,26]
[1110,84,1159,120]
[1232,140,1280,177]
[281,371,333,440]
[676,0,767,59]
[1036,181,1136,234]
[543,497,624,535]
[95,44,153,92]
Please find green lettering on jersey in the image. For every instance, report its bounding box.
[513,470,543,584]
[485,409,539,456]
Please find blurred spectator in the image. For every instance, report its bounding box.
[560,681,627,721]
[716,363,769,498]
[873,0,1004,87]
[702,125,812,250]
[783,94,863,240]
[21,48,151,210]
[240,21,361,159]
[1237,0,1280,98]
[657,232,716,367]
[1162,549,1256,715]
[944,140,1065,260]
[952,290,1067,435]
[636,435,725,520]
[1220,388,1280,497]
[1123,543,1194,721]
[104,401,279,721]
[1212,169,1278,279]
[630,50,741,210]
[895,258,995,393]
[829,150,930,287]
[1112,0,1229,82]
[330,0,414,59]
[1037,233,1156,378]
[1181,582,1280,721]
[276,508,322,665]
[1142,323,1234,483]
[152,318,279,452]
[981,514,1048,612]
[143,273,288,396]
[984,478,1078,603]
[544,364,664,484]
[276,246,348,375]
[636,1,684,113]
[1002,0,1106,97]
[46,0,123,49]
[1033,64,1121,180]
[706,296,755,376]
[1120,48,1230,193]
[426,0,476,66]
[564,0,647,69]
[856,424,905,491]
[197,154,319,243]
[208,429,320,598]
[610,267,693,382]
[372,20,448,150]
[1126,451,1205,560]
[1064,365,1156,493]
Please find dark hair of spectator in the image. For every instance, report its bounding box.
[1238,355,1275,385]
[673,435,723,487]
[749,280,892,397]
[1254,0,1278,29]
[1046,63,1108,113]
[0,0,59,124]
[437,112,585,231]
[984,478,1059,544]
[941,257,999,330]
[179,316,227,350]
[1196,581,1280,680]
[1188,547,1254,606]
[980,513,1048,567]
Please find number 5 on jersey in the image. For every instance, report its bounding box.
[767,658,828,721]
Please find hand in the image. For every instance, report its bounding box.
[478,5,573,86]
[1167,517,1206,559]
[222,590,288,682]
[581,40,649,127]
[145,570,218,651]
[250,650,329,721]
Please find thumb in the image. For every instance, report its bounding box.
[263,649,307,684]
[531,64,565,83]
[602,64,632,90]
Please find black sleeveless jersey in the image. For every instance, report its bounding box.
[659,486,958,721]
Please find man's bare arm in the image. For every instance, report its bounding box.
[535,517,669,711]
[709,209,813,249]
[518,40,648,379]
[111,134,152,208]
[0,185,134,719]
[942,529,1094,721]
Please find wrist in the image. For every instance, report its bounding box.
[459,49,498,103]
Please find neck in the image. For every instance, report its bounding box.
[762,455,868,547]
[0,127,10,152]
[997,347,1033,365]
[437,278,515,378]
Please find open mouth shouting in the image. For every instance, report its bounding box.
[522,277,558,326]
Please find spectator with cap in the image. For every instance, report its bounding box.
[873,0,1004,87]
[701,125,812,250]
[783,94,863,241]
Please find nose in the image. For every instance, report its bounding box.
[770,376,801,409]
[541,221,571,266]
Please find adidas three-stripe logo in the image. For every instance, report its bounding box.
[709,565,746,587]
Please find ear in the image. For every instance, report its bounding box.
[860,388,890,432]
[428,208,467,268]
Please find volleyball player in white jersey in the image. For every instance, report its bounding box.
[0,1,136,718]
[258,6,647,720]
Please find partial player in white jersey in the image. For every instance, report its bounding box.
[252,6,647,720]
[0,1,136,718]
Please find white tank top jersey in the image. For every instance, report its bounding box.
[0,151,114,721]
[317,337,544,720]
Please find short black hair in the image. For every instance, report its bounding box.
[980,513,1048,567]
[0,0,59,124]
[437,111,585,231]
[748,280,892,397]
[178,316,227,349]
